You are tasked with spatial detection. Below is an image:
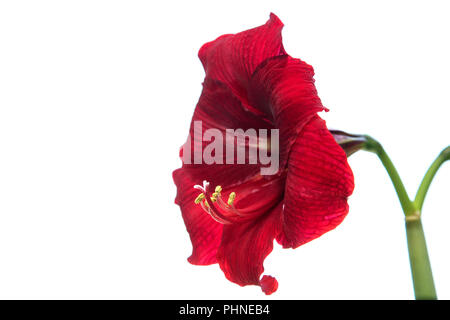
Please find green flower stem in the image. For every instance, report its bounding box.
[405,216,436,299]
[414,146,450,212]
[361,136,439,300]
[362,136,416,216]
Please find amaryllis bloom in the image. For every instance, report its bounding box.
[173,13,354,295]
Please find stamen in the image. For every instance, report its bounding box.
[193,181,244,224]
[194,193,205,204]
[211,192,219,202]
[200,201,229,224]
[228,192,236,206]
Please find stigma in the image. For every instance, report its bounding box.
[193,181,241,224]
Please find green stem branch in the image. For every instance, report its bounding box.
[362,136,416,215]
[414,146,450,212]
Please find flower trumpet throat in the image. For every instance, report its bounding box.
[194,181,241,225]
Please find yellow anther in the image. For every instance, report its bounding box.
[194,193,205,204]
[211,192,219,202]
[228,192,236,206]
[215,185,222,193]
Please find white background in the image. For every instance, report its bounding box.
[0,1,449,299]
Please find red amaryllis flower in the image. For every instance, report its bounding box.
[173,13,354,295]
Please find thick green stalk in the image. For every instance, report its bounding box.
[405,146,449,299]
[405,217,436,299]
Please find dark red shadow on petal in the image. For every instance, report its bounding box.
[249,55,327,170]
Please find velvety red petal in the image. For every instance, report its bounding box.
[192,78,273,135]
[217,202,283,294]
[173,168,223,265]
[277,116,354,248]
[249,55,327,169]
[198,13,286,112]
[179,78,273,189]
[230,174,285,218]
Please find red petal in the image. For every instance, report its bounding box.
[173,168,223,265]
[249,55,327,169]
[230,174,285,218]
[277,116,354,248]
[192,78,273,135]
[179,78,272,189]
[198,13,286,112]
[217,202,283,294]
